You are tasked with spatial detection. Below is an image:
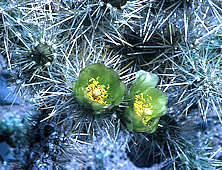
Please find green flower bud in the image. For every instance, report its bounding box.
[129,70,159,97]
[123,71,168,133]
[73,63,126,114]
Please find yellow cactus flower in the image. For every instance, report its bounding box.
[123,70,168,133]
[73,63,126,114]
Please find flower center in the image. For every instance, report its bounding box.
[134,93,153,125]
[93,89,102,97]
[85,77,109,106]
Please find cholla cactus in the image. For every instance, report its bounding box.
[1,0,222,169]
[168,39,222,121]
[35,44,133,138]
[123,70,168,133]
[0,1,63,94]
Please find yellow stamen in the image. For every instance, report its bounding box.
[85,77,109,106]
[134,92,153,125]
